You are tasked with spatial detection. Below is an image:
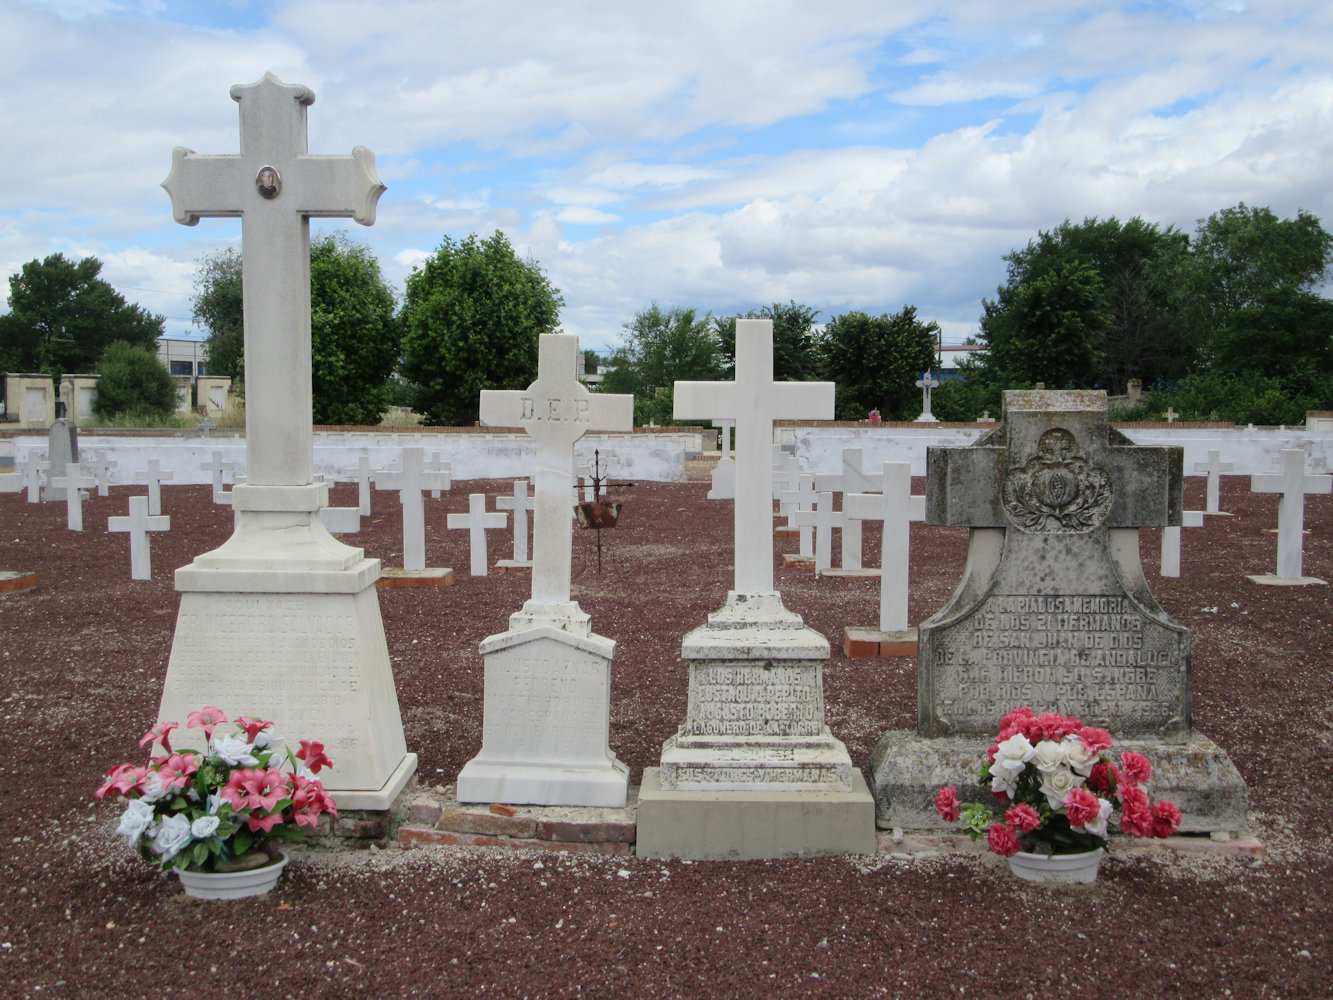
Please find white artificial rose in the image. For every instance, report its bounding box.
[990,733,1035,788]
[994,733,1035,766]
[115,799,156,846]
[253,730,285,752]
[1032,740,1068,774]
[990,769,1020,798]
[1063,736,1100,776]
[151,813,193,861]
[212,734,260,768]
[138,771,167,804]
[1082,798,1114,839]
[1040,765,1085,810]
[190,815,221,839]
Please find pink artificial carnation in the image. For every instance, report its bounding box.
[1005,803,1042,833]
[138,721,178,755]
[1151,799,1182,839]
[1028,712,1082,743]
[187,706,228,739]
[997,707,1035,742]
[1078,726,1114,753]
[990,789,1010,804]
[1120,751,1152,786]
[987,823,1021,857]
[1087,761,1119,794]
[985,742,999,764]
[157,753,199,792]
[1118,786,1153,838]
[295,740,334,774]
[935,786,961,823]
[234,716,274,744]
[1064,787,1102,829]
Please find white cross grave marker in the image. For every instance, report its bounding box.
[846,463,926,631]
[51,465,96,531]
[134,459,174,516]
[674,319,834,597]
[85,450,116,497]
[815,447,882,571]
[480,334,632,618]
[374,447,450,572]
[354,455,373,515]
[708,419,736,500]
[791,490,842,572]
[448,493,508,576]
[1194,450,1235,515]
[495,479,535,563]
[204,451,236,504]
[914,372,940,423]
[1249,448,1332,583]
[780,473,817,559]
[108,495,171,580]
[1160,510,1205,579]
[20,458,46,503]
[424,452,451,499]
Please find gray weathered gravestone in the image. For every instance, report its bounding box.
[869,390,1247,832]
[41,419,78,501]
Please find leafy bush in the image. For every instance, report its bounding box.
[93,341,178,421]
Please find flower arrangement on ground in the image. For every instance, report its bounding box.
[96,707,338,873]
[935,707,1182,857]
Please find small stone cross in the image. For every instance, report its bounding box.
[780,473,818,558]
[108,495,171,580]
[51,465,96,531]
[495,479,535,562]
[20,458,47,503]
[354,455,374,515]
[204,451,237,504]
[134,458,174,516]
[915,371,940,421]
[424,452,451,499]
[846,462,926,632]
[815,447,881,571]
[1165,407,1179,424]
[1159,510,1205,579]
[791,490,843,573]
[448,493,508,576]
[1250,449,1332,581]
[480,334,632,614]
[84,449,116,497]
[375,447,451,572]
[675,319,833,595]
[1193,450,1235,515]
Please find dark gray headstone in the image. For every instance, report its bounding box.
[41,419,79,501]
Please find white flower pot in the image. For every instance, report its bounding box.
[1007,847,1103,883]
[176,853,288,900]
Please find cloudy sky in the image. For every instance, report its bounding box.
[2,0,1331,354]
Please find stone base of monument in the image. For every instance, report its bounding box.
[1261,527,1310,535]
[0,570,38,595]
[493,559,533,573]
[375,567,454,588]
[456,624,629,808]
[781,552,815,567]
[843,626,918,658]
[774,526,800,539]
[1246,573,1327,586]
[868,730,1249,834]
[819,567,881,579]
[636,767,876,859]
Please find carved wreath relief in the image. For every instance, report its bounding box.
[1002,428,1112,533]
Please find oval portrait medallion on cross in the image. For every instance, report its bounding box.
[256,165,281,199]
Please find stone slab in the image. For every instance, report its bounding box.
[332,753,419,812]
[782,553,815,567]
[844,627,918,659]
[493,560,533,573]
[375,567,453,588]
[636,766,877,859]
[873,829,1267,859]
[774,526,800,539]
[1246,573,1327,586]
[819,567,882,579]
[0,571,38,595]
[398,827,631,855]
[868,729,1248,834]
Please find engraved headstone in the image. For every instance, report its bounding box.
[638,318,875,860]
[108,495,171,580]
[448,493,507,576]
[41,419,78,501]
[456,334,634,807]
[869,390,1247,832]
[1248,448,1331,585]
[156,73,415,809]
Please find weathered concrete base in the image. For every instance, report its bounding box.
[869,730,1248,834]
[782,553,815,567]
[843,626,918,658]
[333,752,419,811]
[819,567,881,579]
[874,827,1267,859]
[376,567,453,588]
[1246,573,1326,586]
[636,767,877,859]
[493,559,532,573]
[774,526,800,539]
[0,570,38,595]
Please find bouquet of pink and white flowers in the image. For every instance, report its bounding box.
[96,707,338,873]
[935,707,1182,857]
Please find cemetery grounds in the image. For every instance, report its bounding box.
[0,469,1329,999]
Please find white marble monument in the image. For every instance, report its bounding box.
[456,334,633,807]
[156,73,415,810]
[638,318,876,860]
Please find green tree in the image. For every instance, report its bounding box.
[310,234,400,425]
[821,307,939,420]
[0,253,163,375]
[1193,203,1333,317]
[714,301,822,381]
[601,303,722,426]
[92,341,177,420]
[191,247,244,383]
[400,231,563,425]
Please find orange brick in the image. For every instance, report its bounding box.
[399,827,629,855]
[843,628,882,658]
[0,571,37,595]
[376,568,453,588]
[534,819,636,844]
[436,808,538,838]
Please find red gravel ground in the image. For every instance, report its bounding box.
[1,465,1330,999]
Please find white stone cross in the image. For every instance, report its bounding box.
[708,419,737,500]
[1160,511,1205,579]
[204,451,237,504]
[480,334,632,614]
[448,493,508,577]
[0,469,21,497]
[815,447,882,571]
[51,465,96,531]
[1193,450,1235,515]
[1165,407,1179,424]
[675,319,834,595]
[845,462,926,632]
[134,458,174,516]
[771,448,801,515]
[791,490,842,572]
[780,473,818,559]
[714,419,735,461]
[351,454,374,515]
[424,452,451,499]
[495,479,535,562]
[108,495,171,580]
[162,72,384,491]
[374,446,451,572]
[20,458,46,503]
[915,371,940,422]
[1250,449,1332,581]
[85,449,116,497]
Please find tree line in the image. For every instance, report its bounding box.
[3,202,1328,427]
